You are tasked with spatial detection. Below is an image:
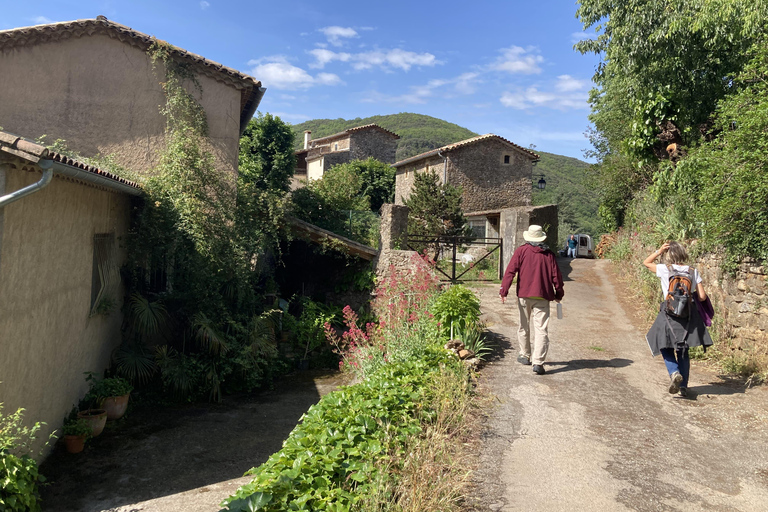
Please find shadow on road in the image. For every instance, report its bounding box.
[483,329,514,364]
[544,358,634,375]
[39,370,340,511]
[689,381,747,397]
[556,256,575,282]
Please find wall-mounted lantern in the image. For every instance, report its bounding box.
[532,173,546,190]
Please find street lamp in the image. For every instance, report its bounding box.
[532,173,546,190]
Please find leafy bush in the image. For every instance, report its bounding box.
[295,299,339,359]
[455,322,494,361]
[429,285,481,338]
[220,351,460,512]
[84,373,133,401]
[1,405,48,512]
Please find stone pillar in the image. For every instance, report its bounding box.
[379,204,408,250]
[499,204,559,272]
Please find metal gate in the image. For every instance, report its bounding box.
[406,234,503,283]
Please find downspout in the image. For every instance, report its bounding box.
[0,159,54,208]
[437,150,447,184]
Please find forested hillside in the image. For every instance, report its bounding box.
[289,113,600,239]
[291,113,477,161]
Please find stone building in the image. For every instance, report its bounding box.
[0,17,263,455]
[393,133,539,239]
[294,124,399,182]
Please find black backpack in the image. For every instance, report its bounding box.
[665,265,696,318]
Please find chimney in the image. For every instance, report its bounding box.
[304,130,311,149]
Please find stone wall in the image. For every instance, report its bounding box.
[696,252,768,351]
[393,139,533,212]
[500,205,559,272]
[374,204,433,281]
[350,129,397,164]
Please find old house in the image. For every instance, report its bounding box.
[294,124,399,182]
[0,17,263,452]
[393,133,539,239]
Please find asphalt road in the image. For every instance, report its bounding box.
[467,257,768,512]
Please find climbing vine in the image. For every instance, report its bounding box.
[116,41,289,401]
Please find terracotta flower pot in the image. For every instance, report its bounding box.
[77,409,107,437]
[100,393,130,420]
[63,434,86,454]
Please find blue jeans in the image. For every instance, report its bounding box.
[567,247,576,258]
[660,347,690,388]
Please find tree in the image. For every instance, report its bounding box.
[330,158,396,212]
[239,113,296,193]
[404,171,468,259]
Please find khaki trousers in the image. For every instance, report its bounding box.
[517,297,551,365]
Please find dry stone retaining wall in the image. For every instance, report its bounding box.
[696,252,768,351]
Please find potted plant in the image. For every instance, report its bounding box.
[62,418,91,454]
[85,373,133,421]
[76,408,107,437]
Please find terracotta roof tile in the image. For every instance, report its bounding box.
[308,124,400,145]
[392,134,539,167]
[0,130,142,192]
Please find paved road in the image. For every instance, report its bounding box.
[468,257,768,512]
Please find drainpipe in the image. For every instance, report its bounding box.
[0,159,54,208]
[437,150,447,184]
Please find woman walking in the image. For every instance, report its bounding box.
[643,241,713,397]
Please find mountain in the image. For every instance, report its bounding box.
[288,113,600,238]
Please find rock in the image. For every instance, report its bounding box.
[458,349,474,359]
[445,340,464,350]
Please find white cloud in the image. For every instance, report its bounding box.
[554,75,591,92]
[32,16,53,24]
[571,31,596,44]
[249,56,344,90]
[491,46,544,75]
[362,72,479,105]
[319,26,358,46]
[308,47,440,71]
[308,49,351,69]
[268,112,312,123]
[200,1,210,10]
[500,86,588,111]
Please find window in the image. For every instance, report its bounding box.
[469,219,486,239]
[91,233,119,314]
[503,155,510,164]
[334,143,339,151]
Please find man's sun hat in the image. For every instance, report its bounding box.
[523,224,547,243]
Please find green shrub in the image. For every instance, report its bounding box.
[429,285,481,338]
[1,405,48,512]
[220,349,460,512]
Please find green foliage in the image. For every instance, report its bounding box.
[119,44,291,404]
[220,351,461,512]
[295,299,339,358]
[84,373,133,403]
[240,113,296,193]
[1,404,49,512]
[576,0,768,265]
[290,113,478,161]
[62,418,92,438]
[532,151,601,241]
[455,322,494,361]
[429,285,481,338]
[291,162,382,247]
[332,158,396,212]
[405,171,468,259]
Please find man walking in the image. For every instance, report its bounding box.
[567,234,578,258]
[500,225,564,375]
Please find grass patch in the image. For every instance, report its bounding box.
[587,346,605,352]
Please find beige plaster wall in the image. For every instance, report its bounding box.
[0,34,242,175]
[308,157,324,181]
[0,167,131,456]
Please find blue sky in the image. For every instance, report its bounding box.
[2,1,601,160]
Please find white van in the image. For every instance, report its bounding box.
[575,234,594,258]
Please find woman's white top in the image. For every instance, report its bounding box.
[656,264,702,296]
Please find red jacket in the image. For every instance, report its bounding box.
[500,243,564,301]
